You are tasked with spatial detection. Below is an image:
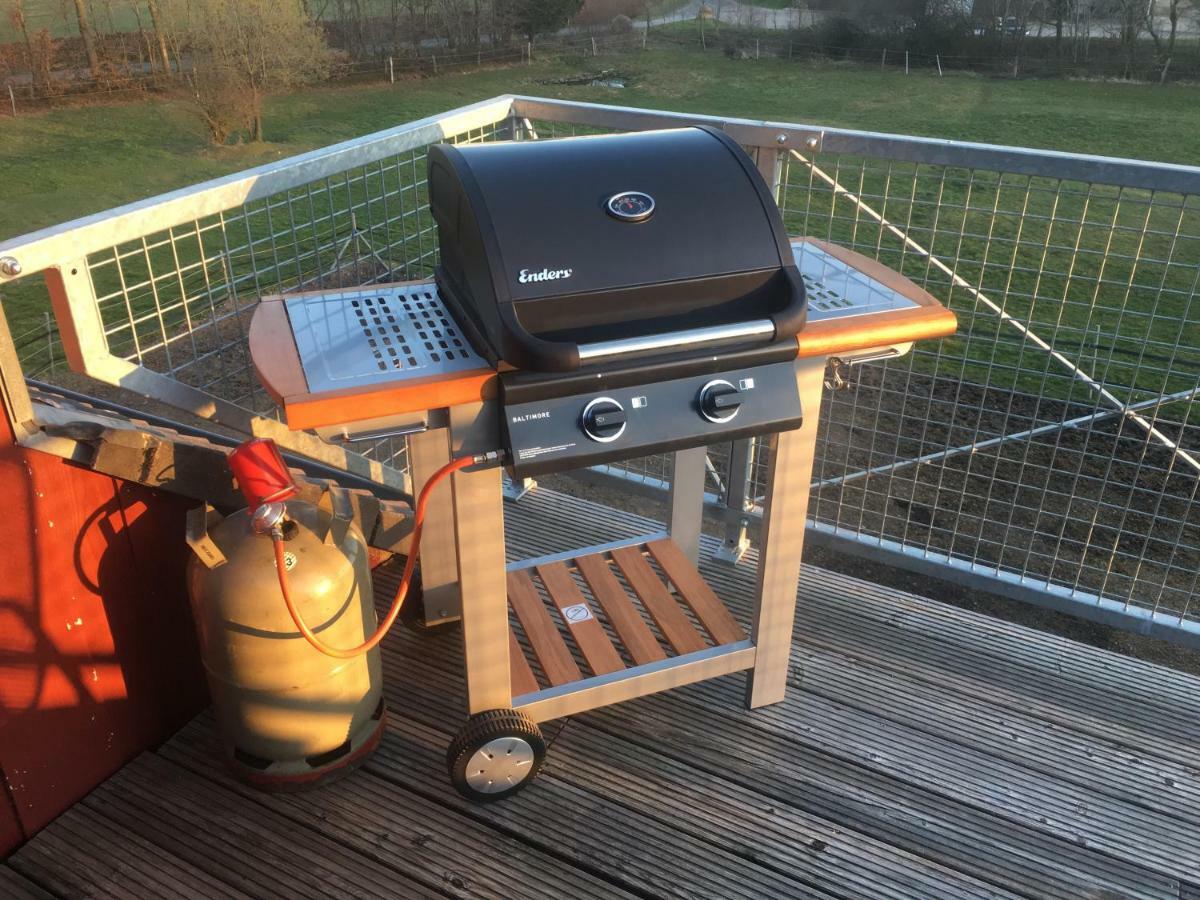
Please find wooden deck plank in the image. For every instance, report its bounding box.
[88,753,429,899]
[374,629,1011,900]
[656,528,1200,768]
[0,865,55,900]
[794,643,1200,826]
[535,561,625,675]
[9,801,245,900]
[509,629,541,696]
[507,569,582,686]
[647,537,746,644]
[657,667,1200,884]
[368,693,826,899]
[370,634,967,900]
[160,715,629,900]
[611,545,708,655]
[586,685,1180,900]
[16,486,1200,900]
[550,720,1013,899]
[792,582,1200,765]
[575,551,667,665]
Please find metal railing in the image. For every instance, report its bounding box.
[0,95,1196,643]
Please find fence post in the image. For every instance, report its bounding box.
[527,41,532,65]
[643,29,647,50]
[905,49,909,74]
[7,84,14,117]
[388,56,394,84]
[432,54,437,74]
[936,53,943,76]
[756,38,760,60]
[881,48,886,70]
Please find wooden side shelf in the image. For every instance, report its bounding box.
[505,537,756,722]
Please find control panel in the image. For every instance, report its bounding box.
[502,361,802,477]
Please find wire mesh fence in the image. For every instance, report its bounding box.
[773,148,1199,624]
[1,96,1196,637]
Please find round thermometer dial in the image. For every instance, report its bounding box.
[606,191,655,222]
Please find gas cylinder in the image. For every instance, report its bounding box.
[185,495,385,789]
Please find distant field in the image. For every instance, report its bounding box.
[1,48,1198,402]
[0,1,148,41]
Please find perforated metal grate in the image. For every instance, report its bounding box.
[792,240,918,322]
[286,282,485,393]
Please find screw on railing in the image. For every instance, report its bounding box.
[0,256,21,277]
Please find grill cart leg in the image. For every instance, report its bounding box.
[449,399,512,715]
[668,446,708,564]
[407,428,463,627]
[745,356,825,709]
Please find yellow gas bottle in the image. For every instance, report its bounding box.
[185,498,385,789]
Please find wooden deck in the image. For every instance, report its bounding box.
[6,487,1200,899]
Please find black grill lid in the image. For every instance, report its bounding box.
[428,126,806,372]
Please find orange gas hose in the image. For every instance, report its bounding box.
[272,453,480,659]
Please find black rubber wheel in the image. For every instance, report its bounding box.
[446,709,545,802]
[397,563,460,634]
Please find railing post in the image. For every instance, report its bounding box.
[714,438,754,564]
[712,138,785,562]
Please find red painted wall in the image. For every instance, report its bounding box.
[0,395,207,857]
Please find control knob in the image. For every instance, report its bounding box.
[698,380,743,424]
[581,397,626,443]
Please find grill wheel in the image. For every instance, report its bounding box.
[446,709,546,802]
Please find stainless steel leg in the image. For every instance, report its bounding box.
[407,428,462,624]
[448,400,512,714]
[669,445,708,563]
[745,355,825,709]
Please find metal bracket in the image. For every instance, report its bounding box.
[713,515,752,564]
[825,357,851,391]
[502,475,537,501]
[825,348,903,389]
[330,421,428,444]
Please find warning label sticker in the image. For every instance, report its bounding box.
[559,603,594,624]
[517,442,575,460]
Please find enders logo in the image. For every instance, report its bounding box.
[518,267,573,284]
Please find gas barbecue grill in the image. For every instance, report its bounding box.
[248,124,957,802]
[426,126,809,476]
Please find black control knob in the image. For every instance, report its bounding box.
[581,397,627,443]
[699,380,743,424]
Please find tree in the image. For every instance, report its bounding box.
[7,1,54,95]
[71,0,100,75]
[1147,0,1196,82]
[1047,0,1072,65]
[498,0,583,38]
[1109,0,1146,78]
[145,0,173,74]
[159,0,330,144]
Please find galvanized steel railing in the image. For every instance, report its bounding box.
[0,95,1196,643]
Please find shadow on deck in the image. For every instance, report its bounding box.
[5,488,1200,899]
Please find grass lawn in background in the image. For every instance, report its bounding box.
[2,47,1198,390]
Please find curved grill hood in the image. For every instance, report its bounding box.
[428,126,806,372]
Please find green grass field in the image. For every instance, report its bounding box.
[1,50,1197,401]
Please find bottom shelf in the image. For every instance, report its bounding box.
[505,536,755,721]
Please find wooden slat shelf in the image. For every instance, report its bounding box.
[506,537,754,721]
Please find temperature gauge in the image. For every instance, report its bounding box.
[606,191,655,223]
